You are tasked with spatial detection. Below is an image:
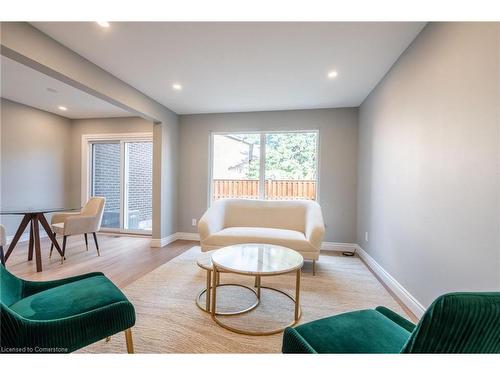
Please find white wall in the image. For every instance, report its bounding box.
[178,108,359,242]
[357,22,500,307]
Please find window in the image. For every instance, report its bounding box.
[84,133,153,233]
[210,131,318,202]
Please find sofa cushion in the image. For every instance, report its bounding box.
[283,309,411,353]
[205,226,317,253]
[9,275,130,320]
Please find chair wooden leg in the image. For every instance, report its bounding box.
[84,233,89,251]
[312,260,316,276]
[124,328,134,353]
[61,235,67,264]
[92,232,100,256]
[49,232,56,258]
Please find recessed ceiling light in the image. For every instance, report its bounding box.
[58,106,67,111]
[328,71,338,79]
[96,21,110,28]
[172,83,182,90]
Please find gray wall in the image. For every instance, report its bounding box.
[357,22,500,307]
[0,99,155,237]
[178,108,359,242]
[1,22,179,241]
[0,98,72,235]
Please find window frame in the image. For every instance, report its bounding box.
[208,129,320,206]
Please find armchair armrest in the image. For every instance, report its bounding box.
[51,211,81,224]
[63,215,98,236]
[198,201,226,242]
[2,299,134,352]
[375,306,416,332]
[22,272,104,298]
[305,202,325,250]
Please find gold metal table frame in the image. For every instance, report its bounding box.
[195,253,260,316]
[195,278,260,316]
[210,265,302,336]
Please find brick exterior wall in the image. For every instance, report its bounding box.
[92,142,152,229]
[126,142,153,228]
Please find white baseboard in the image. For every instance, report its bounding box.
[356,245,426,318]
[7,231,48,244]
[150,233,178,248]
[321,241,357,252]
[151,232,200,247]
[175,232,201,241]
[151,234,357,252]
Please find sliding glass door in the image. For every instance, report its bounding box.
[88,135,153,233]
[91,142,122,229]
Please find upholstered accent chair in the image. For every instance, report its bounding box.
[50,197,105,260]
[282,292,500,353]
[0,264,135,353]
[198,199,325,274]
[0,224,6,265]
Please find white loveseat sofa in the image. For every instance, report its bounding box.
[198,199,325,274]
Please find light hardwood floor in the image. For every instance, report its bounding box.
[4,233,196,288]
[5,233,416,322]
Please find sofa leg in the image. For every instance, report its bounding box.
[312,260,316,276]
[125,328,134,353]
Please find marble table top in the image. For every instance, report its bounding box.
[211,243,303,275]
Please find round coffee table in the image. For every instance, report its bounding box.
[210,243,304,336]
[196,250,259,315]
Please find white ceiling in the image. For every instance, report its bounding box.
[0,55,132,119]
[31,22,426,115]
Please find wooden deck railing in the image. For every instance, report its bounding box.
[212,179,316,200]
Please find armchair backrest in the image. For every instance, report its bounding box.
[402,292,500,353]
[0,264,23,306]
[221,199,316,232]
[81,197,106,229]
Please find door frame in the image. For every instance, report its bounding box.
[81,132,153,234]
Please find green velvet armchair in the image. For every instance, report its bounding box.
[282,292,500,353]
[1,265,136,353]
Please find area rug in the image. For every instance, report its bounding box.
[80,246,408,353]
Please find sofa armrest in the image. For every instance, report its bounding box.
[305,202,325,250]
[198,201,226,242]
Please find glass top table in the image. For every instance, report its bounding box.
[1,207,80,272]
[0,207,80,215]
